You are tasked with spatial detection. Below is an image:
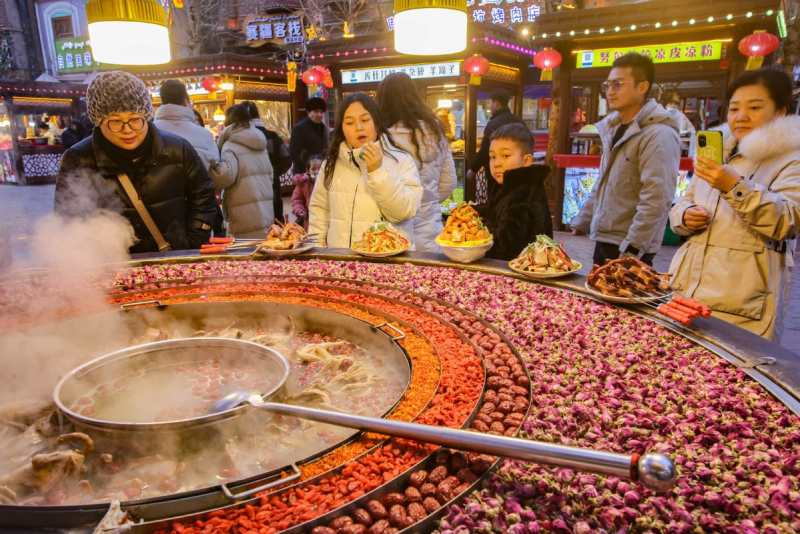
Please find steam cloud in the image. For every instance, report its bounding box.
[0,209,136,405]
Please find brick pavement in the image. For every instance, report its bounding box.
[0,184,797,353]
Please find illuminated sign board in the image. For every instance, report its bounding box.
[576,40,725,68]
[341,61,461,85]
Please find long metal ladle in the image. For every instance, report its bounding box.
[212,391,677,492]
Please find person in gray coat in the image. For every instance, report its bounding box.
[211,104,275,238]
[571,53,681,265]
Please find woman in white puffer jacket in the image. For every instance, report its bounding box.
[308,93,422,249]
[379,73,456,252]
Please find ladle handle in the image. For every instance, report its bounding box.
[254,400,676,492]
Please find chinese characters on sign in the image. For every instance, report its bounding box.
[245,15,304,45]
[576,40,725,68]
[54,37,95,73]
[469,0,542,26]
[341,61,461,85]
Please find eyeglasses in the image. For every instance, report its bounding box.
[105,117,146,133]
[601,80,632,93]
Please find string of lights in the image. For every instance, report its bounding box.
[528,9,778,41]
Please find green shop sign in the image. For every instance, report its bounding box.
[54,36,97,73]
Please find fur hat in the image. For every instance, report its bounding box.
[86,71,153,126]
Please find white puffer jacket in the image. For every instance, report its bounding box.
[215,124,274,238]
[388,122,456,251]
[308,138,423,249]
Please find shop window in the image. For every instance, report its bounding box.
[51,15,74,39]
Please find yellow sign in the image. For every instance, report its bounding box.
[576,40,724,68]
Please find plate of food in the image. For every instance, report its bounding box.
[585,257,672,303]
[435,203,493,263]
[351,222,410,257]
[254,221,316,256]
[509,235,582,279]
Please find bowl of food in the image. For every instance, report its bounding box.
[509,235,582,279]
[351,222,410,257]
[435,203,493,263]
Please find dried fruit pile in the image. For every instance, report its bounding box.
[108,259,800,532]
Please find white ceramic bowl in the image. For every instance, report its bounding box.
[438,240,493,264]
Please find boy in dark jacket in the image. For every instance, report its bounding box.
[478,123,552,260]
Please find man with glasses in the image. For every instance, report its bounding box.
[571,53,680,266]
[55,71,217,253]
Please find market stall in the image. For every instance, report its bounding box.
[0,81,85,185]
[0,245,797,532]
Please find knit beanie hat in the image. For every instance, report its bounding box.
[86,71,153,126]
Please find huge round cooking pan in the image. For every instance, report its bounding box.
[0,300,414,528]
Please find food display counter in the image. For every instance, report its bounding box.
[0,250,797,533]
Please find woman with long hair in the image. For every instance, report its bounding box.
[308,93,422,248]
[378,73,456,251]
[212,103,275,238]
[669,69,800,340]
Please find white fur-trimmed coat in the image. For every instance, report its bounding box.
[388,122,456,252]
[669,115,800,340]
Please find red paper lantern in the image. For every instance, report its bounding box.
[201,76,220,92]
[534,50,560,69]
[301,66,324,86]
[463,54,490,85]
[738,31,780,70]
[739,31,780,57]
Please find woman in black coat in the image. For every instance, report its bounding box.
[54,71,217,254]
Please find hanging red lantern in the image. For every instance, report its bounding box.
[201,76,221,93]
[534,48,562,81]
[738,31,780,70]
[463,54,490,85]
[313,65,334,89]
[301,66,324,86]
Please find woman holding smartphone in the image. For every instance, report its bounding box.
[669,69,800,340]
[308,93,422,248]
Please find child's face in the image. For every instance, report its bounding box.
[489,138,534,184]
[309,160,323,177]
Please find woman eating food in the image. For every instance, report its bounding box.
[308,93,422,249]
[669,69,800,340]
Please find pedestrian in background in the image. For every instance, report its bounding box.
[571,53,680,266]
[212,103,275,238]
[292,153,323,228]
[289,97,329,176]
[154,79,226,236]
[242,101,291,222]
[468,91,524,202]
[378,72,456,252]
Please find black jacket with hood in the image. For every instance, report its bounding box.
[54,126,217,253]
[478,164,553,261]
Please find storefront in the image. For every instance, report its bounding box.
[0,81,85,185]
[305,27,545,207]
[531,0,780,227]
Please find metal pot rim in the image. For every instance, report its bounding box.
[52,337,290,432]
